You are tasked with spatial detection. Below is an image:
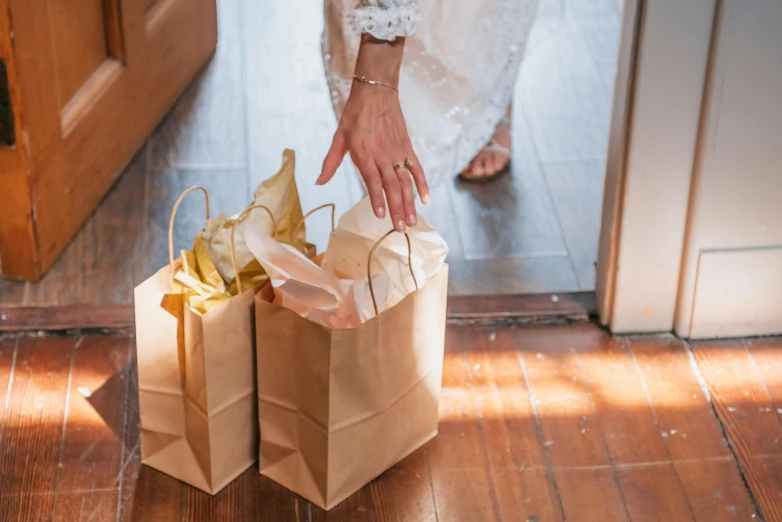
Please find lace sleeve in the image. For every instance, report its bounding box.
[351,0,422,41]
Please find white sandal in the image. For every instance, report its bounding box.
[460,115,512,181]
[485,114,512,156]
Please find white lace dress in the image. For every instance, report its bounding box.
[323,0,539,187]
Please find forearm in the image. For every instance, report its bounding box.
[350,0,418,87]
[354,35,405,88]
[318,0,429,225]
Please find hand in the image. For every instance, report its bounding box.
[316,36,430,232]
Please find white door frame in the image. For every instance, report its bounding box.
[596,0,719,334]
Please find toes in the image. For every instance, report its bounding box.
[481,155,493,176]
[462,148,511,180]
[492,152,509,174]
[485,154,499,176]
[486,153,499,175]
[473,155,487,176]
[462,159,478,179]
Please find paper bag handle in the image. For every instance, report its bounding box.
[231,205,277,294]
[168,186,210,272]
[367,230,419,316]
[292,203,336,240]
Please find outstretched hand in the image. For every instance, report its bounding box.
[316,35,429,232]
[317,84,429,232]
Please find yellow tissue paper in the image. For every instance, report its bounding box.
[172,248,232,314]
[168,149,309,312]
[172,270,232,314]
[199,150,307,290]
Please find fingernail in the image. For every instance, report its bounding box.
[422,194,431,205]
[396,220,406,232]
[377,206,386,218]
[408,214,417,227]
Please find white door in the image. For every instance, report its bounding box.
[597,0,782,338]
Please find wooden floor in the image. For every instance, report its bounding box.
[0,0,618,309]
[1,323,781,521]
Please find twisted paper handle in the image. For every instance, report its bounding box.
[168,186,210,273]
[292,203,336,240]
[230,205,277,294]
[367,230,419,316]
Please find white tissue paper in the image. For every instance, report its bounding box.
[245,227,391,328]
[245,196,448,328]
[320,197,448,310]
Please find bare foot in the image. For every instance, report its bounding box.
[461,112,512,181]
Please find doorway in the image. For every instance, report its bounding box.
[0,0,624,329]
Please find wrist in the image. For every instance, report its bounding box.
[348,79,399,108]
[354,35,404,87]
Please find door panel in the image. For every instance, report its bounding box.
[689,248,782,339]
[0,0,217,280]
[674,0,782,338]
[50,0,114,105]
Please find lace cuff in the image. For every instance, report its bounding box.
[351,1,422,41]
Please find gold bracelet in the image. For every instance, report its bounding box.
[353,75,399,92]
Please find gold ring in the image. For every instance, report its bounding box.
[393,157,413,171]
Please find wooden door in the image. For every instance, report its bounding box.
[0,0,217,280]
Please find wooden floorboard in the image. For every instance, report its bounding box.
[573,333,693,521]
[460,327,565,521]
[1,326,780,520]
[630,337,758,521]
[427,328,500,522]
[0,338,17,424]
[129,467,184,522]
[238,472,305,522]
[693,339,782,520]
[117,346,140,522]
[514,325,631,521]
[0,337,76,522]
[361,449,438,522]
[50,337,130,522]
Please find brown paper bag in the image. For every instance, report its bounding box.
[134,187,280,494]
[254,230,449,510]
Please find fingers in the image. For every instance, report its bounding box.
[317,132,347,186]
[325,125,427,229]
[396,167,417,228]
[408,151,430,205]
[378,161,408,232]
[352,154,386,219]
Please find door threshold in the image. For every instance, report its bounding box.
[0,292,596,334]
[446,292,596,325]
[0,304,136,334]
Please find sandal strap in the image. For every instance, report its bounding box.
[484,139,511,157]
